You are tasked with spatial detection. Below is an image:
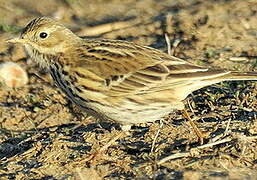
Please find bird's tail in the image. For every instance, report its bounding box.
[219,71,257,81]
[172,70,257,101]
[198,71,257,90]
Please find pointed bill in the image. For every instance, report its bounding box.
[6,38,27,44]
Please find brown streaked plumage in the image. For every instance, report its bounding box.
[7,17,257,129]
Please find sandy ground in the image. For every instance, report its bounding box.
[0,0,256,179]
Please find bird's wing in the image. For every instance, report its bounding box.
[68,39,227,100]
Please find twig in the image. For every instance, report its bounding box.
[157,136,233,165]
[98,131,125,153]
[224,117,232,136]
[165,33,181,56]
[228,57,249,62]
[165,33,171,56]
[151,120,164,153]
[171,39,182,55]
[78,19,140,36]
[187,99,196,116]
[165,13,173,34]
[71,131,126,165]
[211,131,226,142]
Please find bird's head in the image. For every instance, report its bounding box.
[7,17,78,55]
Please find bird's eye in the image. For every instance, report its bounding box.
[39,32,48,39]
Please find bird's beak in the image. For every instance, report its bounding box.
[6,38,28,44]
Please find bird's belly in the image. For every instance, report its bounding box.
[89,100,183,125]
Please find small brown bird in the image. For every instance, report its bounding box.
[7,17,257,131]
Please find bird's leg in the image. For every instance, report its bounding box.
[181,109,205,144]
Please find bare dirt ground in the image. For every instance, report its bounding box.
[0,0,257,179]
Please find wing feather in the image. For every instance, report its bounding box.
[68,39,228,98]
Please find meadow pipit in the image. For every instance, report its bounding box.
[7,17,257,134]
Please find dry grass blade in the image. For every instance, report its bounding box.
[157,137,233,165]
[78,19,141,36]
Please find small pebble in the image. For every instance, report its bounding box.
[0,62,28,88]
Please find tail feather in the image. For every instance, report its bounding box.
[221,72,257,81]
[199,71,257,90]
[173,70,257,101]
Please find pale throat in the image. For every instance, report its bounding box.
[24,43,60,69]
[25,40,67,54]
